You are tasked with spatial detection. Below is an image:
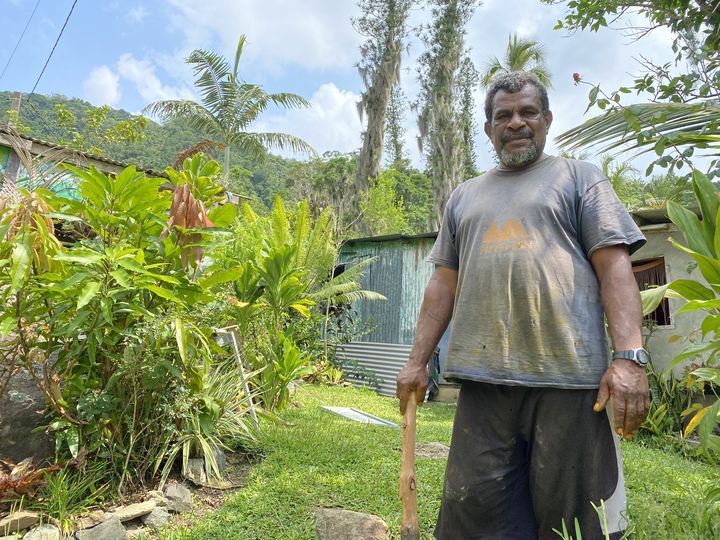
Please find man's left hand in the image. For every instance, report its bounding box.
[593,359,650,440]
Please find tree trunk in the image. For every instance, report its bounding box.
[353,0,410,226]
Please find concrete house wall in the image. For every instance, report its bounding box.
[631,223,706,372]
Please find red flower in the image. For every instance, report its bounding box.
[572,72,581,83]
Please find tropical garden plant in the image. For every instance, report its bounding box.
[0,145,384,507]
[641,169,720,460]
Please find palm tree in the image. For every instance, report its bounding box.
[144,36,315,185]
[480,33,552,88]
[600,154,643,209]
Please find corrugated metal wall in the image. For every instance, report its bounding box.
[338,236,436,344]
[336,341,412,396]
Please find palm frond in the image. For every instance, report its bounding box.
[555,101,720,159]
[0,128,82,194]
[268,92,311,110]
[310,279,386,304]
[232,35,247,79]
[292,200,310,267]
[301,207,336,287]
[334,290,387,304]
[232,133,269,162]
[143,100,224,139]
[328,257,377,285]
[480,33,551,88]
[187,48,233,112]
[249,132,317,158]
[480,58,503,87]
[173,139,227,167]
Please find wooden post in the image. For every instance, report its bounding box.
[400,392,420,540]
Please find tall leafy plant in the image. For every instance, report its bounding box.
[0,156,256,491]
[642,169,720,458]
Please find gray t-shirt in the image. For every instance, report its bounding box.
[428,154,646,389]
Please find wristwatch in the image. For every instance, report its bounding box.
[612,348,651,367]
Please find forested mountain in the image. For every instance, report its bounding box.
[0,91,301,209]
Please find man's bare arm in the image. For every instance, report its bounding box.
[590,245,650,439]
[396,266,458,413]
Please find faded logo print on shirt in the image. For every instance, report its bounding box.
[479,219,535,254]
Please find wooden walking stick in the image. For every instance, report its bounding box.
[400,392,420,540]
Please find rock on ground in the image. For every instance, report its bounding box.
[74,516,125,540]
[74,510,106,531]
[163,481,193,513]
[22,524,60,540]
[415,442,450,459]
[146,490,169,507]
[0,511,39,534]
[141,508,171,529]
[0,370,54,462]
[315,508,388,540]
[106,500,155,522]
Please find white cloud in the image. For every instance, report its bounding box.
[116,53,195,104]
[254,83,362,157]
[82,65,121,107]
[126,5,149,23]
[164,0,363,74]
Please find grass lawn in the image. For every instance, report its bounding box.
[158,384,719,540]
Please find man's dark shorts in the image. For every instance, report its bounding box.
[434,381,627,540]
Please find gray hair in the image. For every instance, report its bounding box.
[484,72,550,120]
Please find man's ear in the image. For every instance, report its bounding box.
[484,121,492,139]
[544,110,553,131]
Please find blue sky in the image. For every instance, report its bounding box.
[0,0,678,173]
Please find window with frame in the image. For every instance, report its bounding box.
[632,257,670,326]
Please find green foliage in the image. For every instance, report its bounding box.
[547,1,719,51]
[416,0,480,227]
[640,169,720,459]
[165,154,226,208]
[215,196,382,410]
[384,86,408,168]
[548,0,720,178]
[360,169,410,236]
[53,103,147,156]
[0,158,259,492]
[602,156,693,210]
[33,463,110,535]
[353,0,413,196]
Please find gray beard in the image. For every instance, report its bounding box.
[498,140,540,168]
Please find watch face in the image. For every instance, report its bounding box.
[636,348,651,366]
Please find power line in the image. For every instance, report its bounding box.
[17,0,79,143]
[30,0,78,95]
[0,0,42,85]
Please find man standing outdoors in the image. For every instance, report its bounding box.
[396,72,651,539]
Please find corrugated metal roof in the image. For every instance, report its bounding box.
[0,126,169,178]
[344,231,438,244]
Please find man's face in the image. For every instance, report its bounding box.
[484,84,553,169]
